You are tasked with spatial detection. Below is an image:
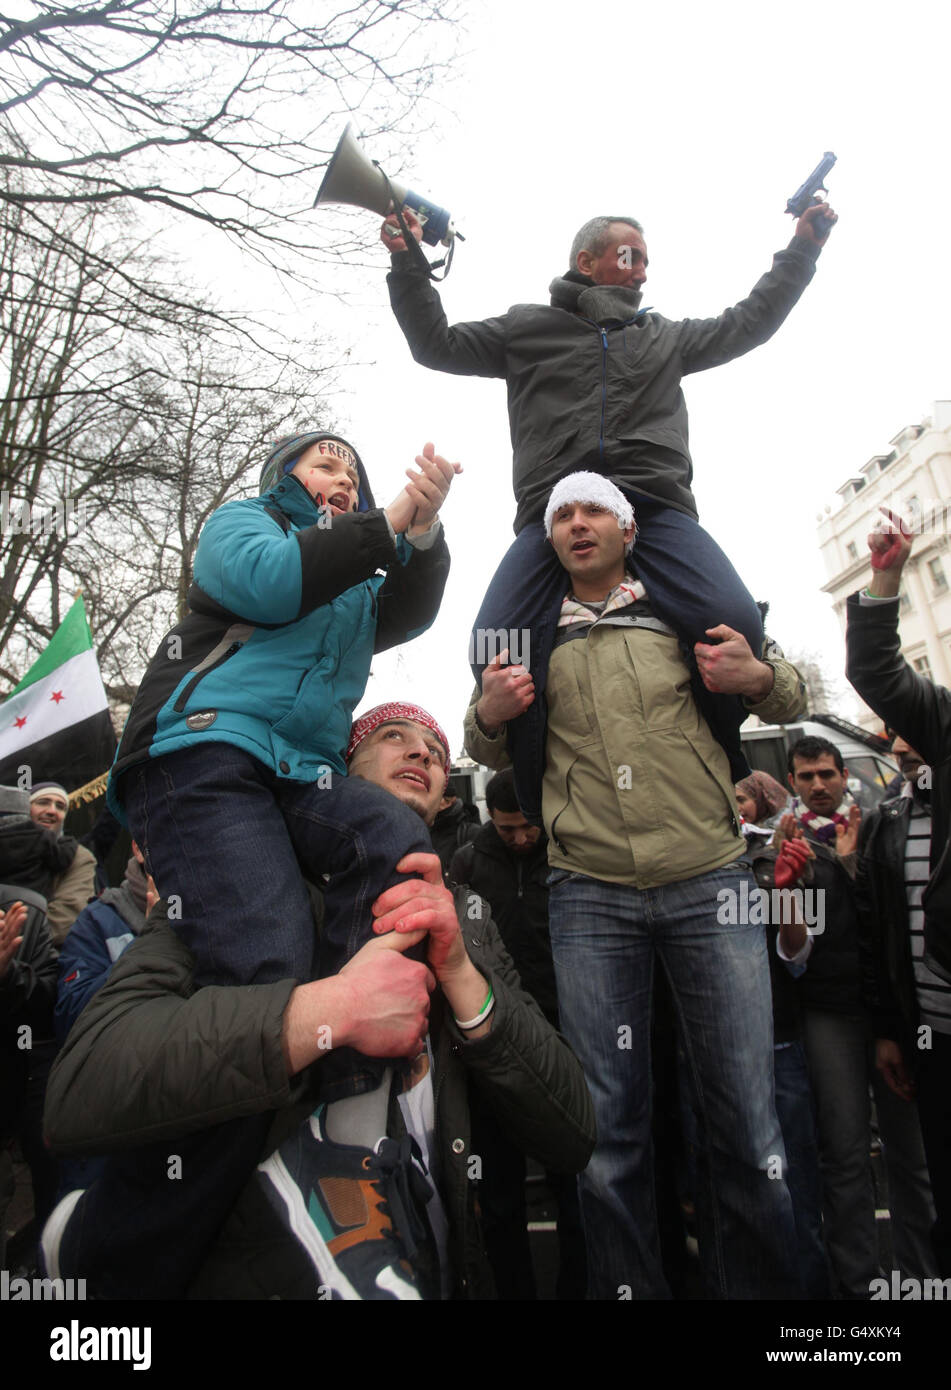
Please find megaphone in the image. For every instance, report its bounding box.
[314,123,456,248]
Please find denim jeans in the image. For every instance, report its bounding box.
[123,742,432,988]
[471,497,762,820]
[547,861,799,1300]
[802,1008,938,1295]
[773,1041,830,1298]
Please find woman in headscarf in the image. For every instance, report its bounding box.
[734,769,789,842]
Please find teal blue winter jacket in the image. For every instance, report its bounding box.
[108,473,450,820]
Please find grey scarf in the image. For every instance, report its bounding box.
[549,272,644,325]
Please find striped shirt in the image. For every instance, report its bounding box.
[903,787,951,1034]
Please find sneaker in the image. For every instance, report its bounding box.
[39,1189,85,1281]
[256,1106,430,1300]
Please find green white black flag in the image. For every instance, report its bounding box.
[0,597,116,791]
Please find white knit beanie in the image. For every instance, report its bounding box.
[543,472,636,554]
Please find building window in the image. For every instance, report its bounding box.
[846,541,858,562]
[928,557,948,594]
[899,587,913,614]
[913,655,933,679]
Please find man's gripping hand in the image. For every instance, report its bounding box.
[281,932,435,1073]
[694,625,773,701]
[795,201,838,246]
[380,206,424,254]
[371,854,468,983]
[372,853,494,1038]
[475,650,536,734]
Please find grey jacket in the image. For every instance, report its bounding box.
[45,889,595,1299]
[388,238,821,532]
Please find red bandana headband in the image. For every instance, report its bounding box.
[346,703,450,783]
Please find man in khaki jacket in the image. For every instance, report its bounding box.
[464,471,807,1300]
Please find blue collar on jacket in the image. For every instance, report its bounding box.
[259,474,345,529]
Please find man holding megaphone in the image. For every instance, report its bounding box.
[381,200,836,825]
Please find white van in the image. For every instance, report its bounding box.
[740,715,898,812]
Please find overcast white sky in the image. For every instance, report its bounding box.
[225,0,951,755]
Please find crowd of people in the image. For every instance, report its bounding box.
[1,196,949,1301]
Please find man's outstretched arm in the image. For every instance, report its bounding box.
[678,203,836,375]
[383,209,508,378]
[846,508,951,767]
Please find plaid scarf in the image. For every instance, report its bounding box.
[559,579,646,629]
[789,789,855,845]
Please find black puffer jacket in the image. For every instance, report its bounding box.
[388,238,821,533]
[44,890,595,1299]
[846,593,951,981]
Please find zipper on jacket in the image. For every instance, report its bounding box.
[599,328,608,461]
[173,641,243,713]
[517,860,524,900]
[580,313,644,464]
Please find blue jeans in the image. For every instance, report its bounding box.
[471,498,762,820]
[773,1041,830,1298]
[547,861,799,1300]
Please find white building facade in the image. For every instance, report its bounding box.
[817,401,951,730]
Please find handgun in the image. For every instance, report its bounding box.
[786,152,837,237]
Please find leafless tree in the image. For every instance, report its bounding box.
[0,187,333,695]
[0,0,459,280]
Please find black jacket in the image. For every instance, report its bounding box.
[430,798,481,878]
[846,593,951,980]
[0,820,76,899]
[450,824,558,1024]
[388,239,820,533]
[784,834,863,1016]
[853,793,920,1051]
[0,886,58,1140]
[44,891,595,1299]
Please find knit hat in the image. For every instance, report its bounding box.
[29,781,68,805]
[346,703,450,784]
[543,472,636,554]
[259,432,365,498]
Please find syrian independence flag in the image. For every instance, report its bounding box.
[0,596,116,791]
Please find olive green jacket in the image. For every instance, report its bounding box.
[465,631,806,887]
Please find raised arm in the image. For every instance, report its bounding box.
[383,209,508,378]
[678,203,836,375]
[846,509,951,767]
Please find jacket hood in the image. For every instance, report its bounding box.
[259,432,375,511]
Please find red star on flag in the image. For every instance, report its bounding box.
[50,690,65,703]
[14,716,27,728]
